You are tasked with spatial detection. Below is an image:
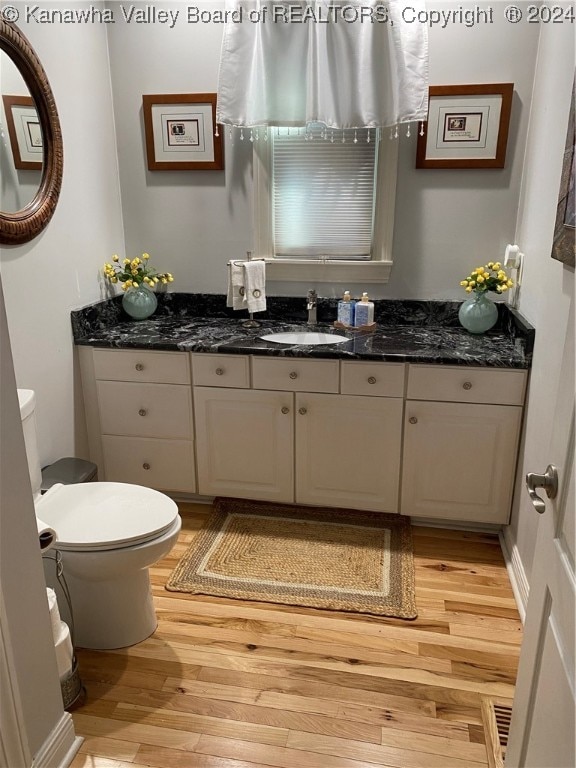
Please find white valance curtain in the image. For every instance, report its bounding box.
[216,0,429,132]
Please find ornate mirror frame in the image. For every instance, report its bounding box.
[0,20,63,245]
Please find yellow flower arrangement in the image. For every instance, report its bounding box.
[460,262,514,294]
[102,253,174,292]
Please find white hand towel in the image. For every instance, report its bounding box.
[243,261,266,313]
[226,262,246,310]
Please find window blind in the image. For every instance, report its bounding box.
[272,127,378,260]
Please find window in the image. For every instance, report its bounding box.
[253,126,398,283]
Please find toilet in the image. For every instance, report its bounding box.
[18,389,182,650]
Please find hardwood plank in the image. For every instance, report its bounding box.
[72,713,201,751]
[194,734,382,768]
[113,702,289,747]
[111,638,515,699]
[378,725,487,761]
[85,681,382,743]
[444,600,521,620]
[77,736,139,762]
[196,666,437,716]
[153,619,450,672]
[135,744,277,768]
[286,731,488,768]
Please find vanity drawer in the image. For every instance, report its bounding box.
[341,361,405,398]
[192,354,250,388]
[93,349,190,385]
[252,358,339,393]
[407,365,527,406]
[101,435,196,493]
[97,381,193,439]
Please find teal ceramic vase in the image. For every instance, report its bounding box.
[122,284,158,320]
[458,291,498,334]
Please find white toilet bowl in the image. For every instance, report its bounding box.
[18,389,182,650]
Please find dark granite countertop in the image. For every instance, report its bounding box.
[71,293,534,369]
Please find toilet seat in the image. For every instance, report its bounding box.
[35,482,179,552]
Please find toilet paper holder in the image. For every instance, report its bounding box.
[43,550,86,711]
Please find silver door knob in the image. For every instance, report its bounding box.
[367,376,377,384]
[408,416,418,424]
[462,381,472,390]
[138,408,147,417]
[135,363,144,371]
[289,371,298,380]
[281,406,290,414]
[526,464,558,514]
[215,368,224,376]
[299,407,307,415]
[143,463,151,470]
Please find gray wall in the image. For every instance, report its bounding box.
[107,0,539,299]
[0,2,125,469]
[505,22,575,588]
[0,276,67,761]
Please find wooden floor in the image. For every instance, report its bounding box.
[71,502,522,768]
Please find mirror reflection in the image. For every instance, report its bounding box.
[1,50,43,212]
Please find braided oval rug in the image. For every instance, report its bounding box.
[166,498,417,619]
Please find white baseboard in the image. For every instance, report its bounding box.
[32,713,82,768]
[499,528,529,623]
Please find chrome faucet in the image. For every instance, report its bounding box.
[306,289,318,325]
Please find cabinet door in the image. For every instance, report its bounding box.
[401,400,522,523]
[194,387,294,503]
[295,393,403,513]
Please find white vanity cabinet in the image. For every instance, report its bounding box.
[79,345,528,526]
[401,365,527,524]
[78,347,196,493]
[192,354,404,513]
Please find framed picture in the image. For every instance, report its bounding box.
[142,93,224,171]
[2,95,43,170]
[551,79,575,268]
[416,84,513,169]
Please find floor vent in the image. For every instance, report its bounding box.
[481,696,513,768]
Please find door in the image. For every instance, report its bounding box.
[194,387,294,503]
[506,303,575,767]
[401,400,522,523]
[295,392,403,512]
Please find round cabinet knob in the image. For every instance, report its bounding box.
[463,381,473,390]
[281,406,290,415]
[138,408,147,417]
[367,376,377,385]
[215,368,224,376]
[289,371,298,380]
[299,407,307,415]
[142,463,151,470]
[409,416,418,424]
[135,363,144,371]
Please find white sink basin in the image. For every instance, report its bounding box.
[260,332,348,346]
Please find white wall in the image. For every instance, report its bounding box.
[107,0,539,299]
[504,21,575,588]
[0,2,125,467]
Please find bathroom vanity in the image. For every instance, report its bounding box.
[73,294,533,527]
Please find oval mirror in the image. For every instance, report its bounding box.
[0,20,63,245]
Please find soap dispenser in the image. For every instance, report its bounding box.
[354,292,374,327]
[337,290,355,326]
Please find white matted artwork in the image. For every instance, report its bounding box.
[2,95,42,169]
[143,94,224,171]
[416,84,513,169]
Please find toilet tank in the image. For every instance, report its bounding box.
[17,389,42,499]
